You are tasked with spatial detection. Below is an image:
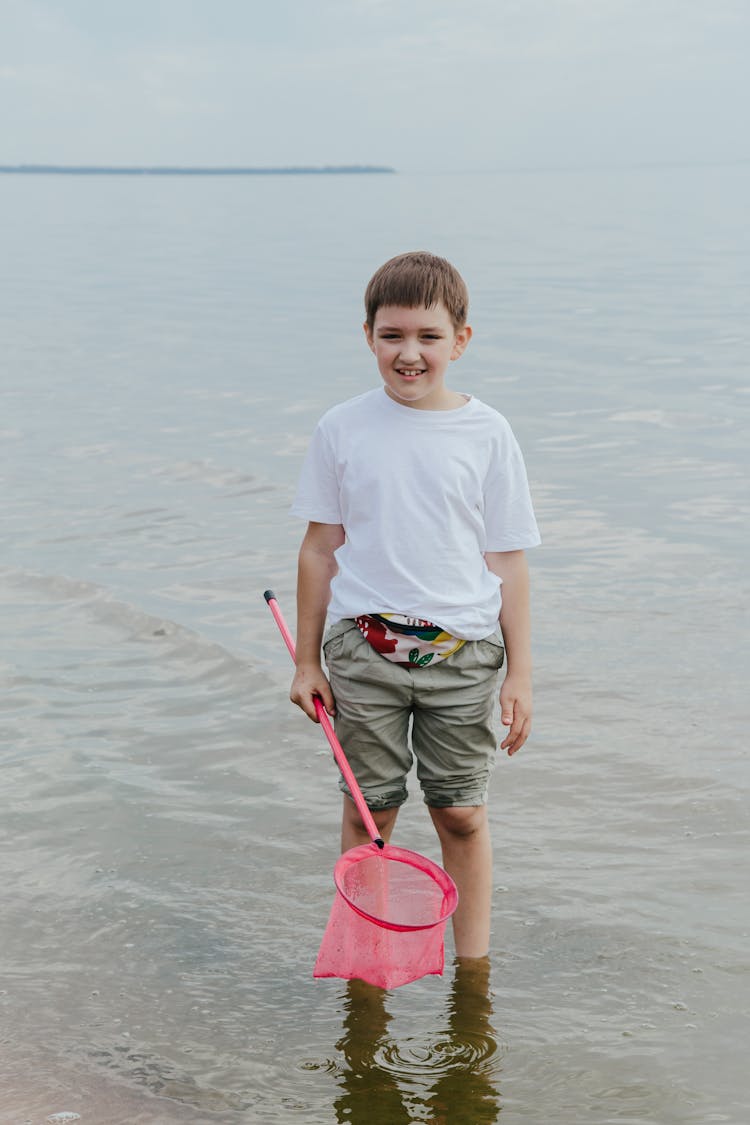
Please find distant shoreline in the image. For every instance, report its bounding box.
[0,164,396,176]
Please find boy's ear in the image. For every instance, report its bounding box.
[363,321,376,353]
[450,324,472,361]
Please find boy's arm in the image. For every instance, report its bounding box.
[290,520,346,722]
[484,549,532,756]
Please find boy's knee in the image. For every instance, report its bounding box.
[343,797,398,835]
[429,804,487,839]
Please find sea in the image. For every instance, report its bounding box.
[1,164,748,1124]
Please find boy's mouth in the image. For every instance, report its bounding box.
[396,368,425,378]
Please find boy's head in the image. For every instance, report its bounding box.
[363,251,473,411]
[364,251,469,330]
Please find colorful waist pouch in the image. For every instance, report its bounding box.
[354,613,466,667]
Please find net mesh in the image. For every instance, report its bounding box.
[313,843,458,989]
[335,844,456,930]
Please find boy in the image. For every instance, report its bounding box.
[290,251,540,959]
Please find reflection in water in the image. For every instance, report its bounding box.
[334,958,500,1123]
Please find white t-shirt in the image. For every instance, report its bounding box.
[291,388,541,639]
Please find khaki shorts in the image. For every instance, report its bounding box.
[322,618,505,810]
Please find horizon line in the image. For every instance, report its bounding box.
[0,163,396,176]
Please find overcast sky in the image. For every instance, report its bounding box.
[1,0,748,172]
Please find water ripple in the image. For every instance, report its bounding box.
[373,1029,501,1079]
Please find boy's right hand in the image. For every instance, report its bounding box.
[290,663,336,723]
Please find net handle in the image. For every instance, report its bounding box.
[264,590,385,849]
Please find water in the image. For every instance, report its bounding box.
[1,165,748,1123]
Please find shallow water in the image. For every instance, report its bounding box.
[1,165,748,1123]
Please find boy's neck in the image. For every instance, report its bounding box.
[384,387,469,412]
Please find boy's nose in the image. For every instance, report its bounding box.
[399,339,420,362]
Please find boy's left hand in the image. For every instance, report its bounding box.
[499,674,532,756]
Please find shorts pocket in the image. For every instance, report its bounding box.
[476,629,505,669]
[322,618,359,662]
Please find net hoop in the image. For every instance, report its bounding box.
[333,842,458,933]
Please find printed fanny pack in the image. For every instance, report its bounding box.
[354,613,466,667]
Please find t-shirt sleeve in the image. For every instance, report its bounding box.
[289,422,343,524]
[482,423,541,551]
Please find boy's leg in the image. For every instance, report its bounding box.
[429,804,492,958]
[411,631,505,959]
[341,797,399,851]
[324,621,413,850]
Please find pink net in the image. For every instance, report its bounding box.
[313,843,458,989]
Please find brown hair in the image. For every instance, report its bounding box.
[364,251,469,329]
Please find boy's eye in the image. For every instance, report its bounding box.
[377,331,442,341]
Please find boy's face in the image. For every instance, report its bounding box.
[364,302,472,410]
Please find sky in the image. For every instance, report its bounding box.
[1,0,748,172]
